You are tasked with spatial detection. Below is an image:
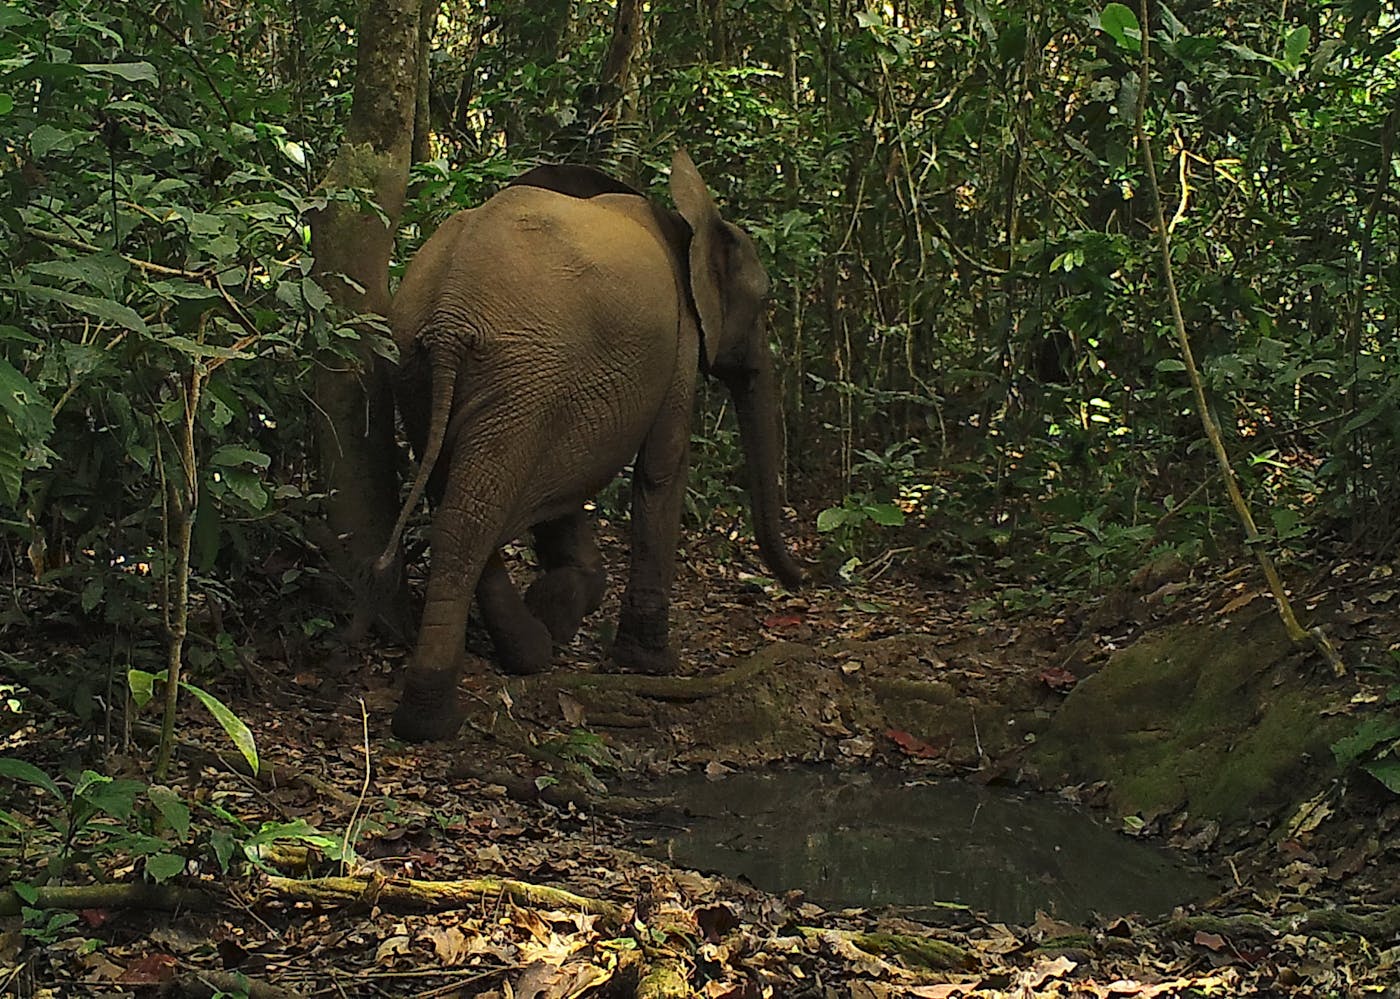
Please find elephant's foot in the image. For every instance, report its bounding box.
[610,636,680,675]
[524,567,605,644]
[494,614,554,675]
[392,686,466,742]
[612,603,676,674]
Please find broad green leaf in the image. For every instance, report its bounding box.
[127,668,164,708]
[1284,25,1310,67]
[7,285,146,333]
[144,852,186,883]
[82,778,143,820]
[300,277,332,312]
[276,137,307,168]
[0,414,21,506]
[0,95,12,115]
[866,503,906,527]
[0,358,54,441]
[855,10,882,28]
[816,507,848,532]
[1364,758,1400,795]
[29,125,80,158]
[1331,717,1400,766]
[1098,3,1141,52]
[0,758,63,799]
[210,446,271,469]
[78,62,158,83]
[220,467,268,510]
[147,786,191,840]
[80,576,104,614]
[182,682,258,776]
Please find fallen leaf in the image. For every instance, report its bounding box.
[117,952,178,985]
[696,903,739,943]
[559,691,586,726]
[1019,954,1076,988]
[762,613,805,630]
[425,924,470,966]
[78,908,109,928]
[885,728,944,759]
[374,934,412,964]
[1193,930,1227,952]
[1038,666,1078,692]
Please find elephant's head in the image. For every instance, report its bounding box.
[668,151,805,590]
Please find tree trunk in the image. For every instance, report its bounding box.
[310,0,427,640]
[589,0,643,158]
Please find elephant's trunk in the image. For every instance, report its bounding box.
[725,352,805,590]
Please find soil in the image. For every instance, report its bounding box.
[3,526,1399,997]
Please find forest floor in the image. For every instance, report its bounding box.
[3,524,1400,998]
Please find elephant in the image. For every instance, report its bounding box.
[377,149,804,743]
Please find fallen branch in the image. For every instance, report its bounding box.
[531,643,814,702]
[263,873,626,930]
[0,883,215,917]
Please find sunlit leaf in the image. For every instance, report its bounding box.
[182,682,259,776]
[1098,3,1141,52]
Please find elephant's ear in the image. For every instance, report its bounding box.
[669,149,730,369]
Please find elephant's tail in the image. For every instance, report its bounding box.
[375,343,460,573]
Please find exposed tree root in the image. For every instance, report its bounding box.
[1165,905,1400,941]
[531,642,815,702]
[263,873,626,930]
[0,883,215,917]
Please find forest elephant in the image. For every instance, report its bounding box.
[377,149,804,743]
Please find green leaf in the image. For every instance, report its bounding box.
[0,758,63,799]
[13,883,39,905]
[159,336,250,360]
[128,669,160,708]
[1098,3,1141,52]
[866,503,906,527]
[220,467,268,510]
[82,778,143,820]
[0,95,13,115]
[6,285,146,333]
[1283,25,1310,66]
[300,277,332,312]
[144,852,186,883]
[816,507,848,532]
[29,125,80,158]
[210,446,271,469]
[78,62,158,83]
[181,682,259,776]
[855,10,882,28]
[1363,758,1400,795]
[0,358,54,442]
[1154,358,1186,372]
[1331,717,1400,766]
[147,786,190,840]
[0,414,21,506]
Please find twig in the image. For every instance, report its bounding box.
[340,698,372,874]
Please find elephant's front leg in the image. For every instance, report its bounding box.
[524,511,607,644]
[612,417,691,674]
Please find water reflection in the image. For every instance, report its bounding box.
[641,769,1215,924]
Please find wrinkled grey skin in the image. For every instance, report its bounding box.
[379,150,804,743]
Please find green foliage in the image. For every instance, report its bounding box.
[127,669,259,776]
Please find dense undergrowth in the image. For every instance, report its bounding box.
[1,0,1399,902]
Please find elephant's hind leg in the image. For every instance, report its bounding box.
[478,551,554,675]
[524,511,607,644]
[394,440,522,742]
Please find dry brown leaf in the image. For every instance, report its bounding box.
[374,934,412,964]
[425,924,471,965]
[1019,954,1076,988]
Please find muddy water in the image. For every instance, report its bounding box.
[639,769,1217,924]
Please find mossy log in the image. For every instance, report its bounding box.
[0,883,215,917]
[1164,905,1400,941]
[799,926,971,971]
[263,873,625,930]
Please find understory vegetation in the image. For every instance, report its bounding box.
[1,0,1399,993]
